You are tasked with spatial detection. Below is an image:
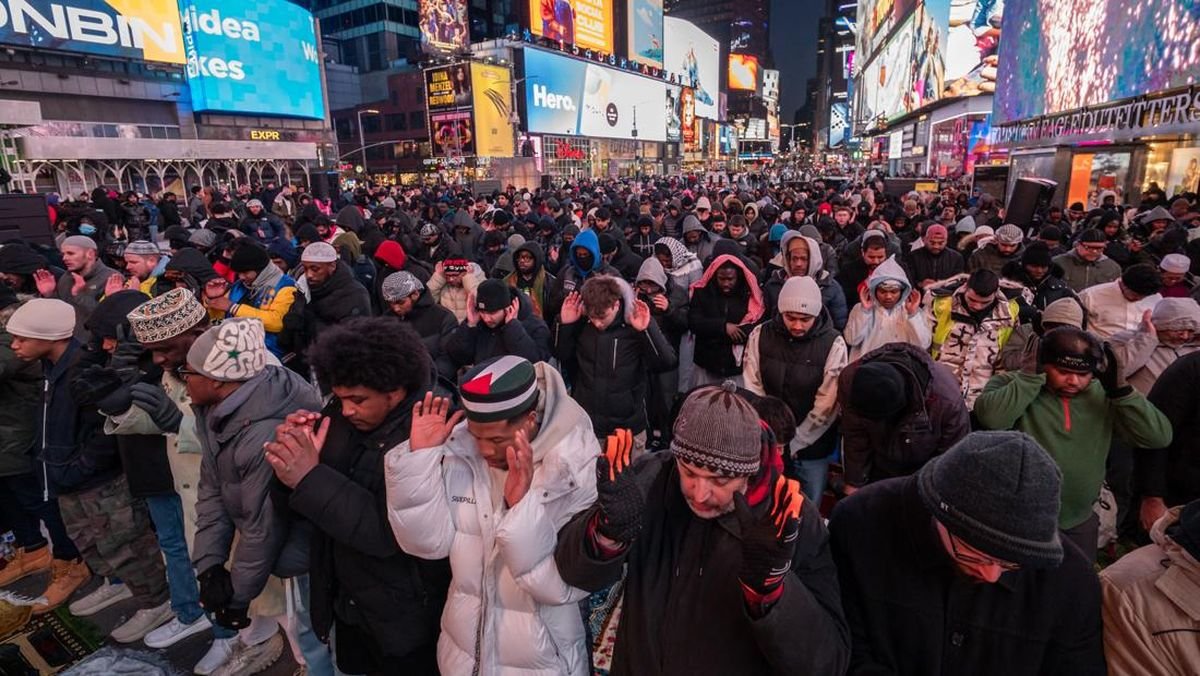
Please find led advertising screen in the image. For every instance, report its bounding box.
[995,0,1200,124]
[856,0,918,67]
[760,69,780,103]
[426,64,473,110]
[528,0,614,54]
[470,63,515,157]
[854,4,946,128]
[665,84,681,142]
[943,0,1001,98]
[728,54,759,91]
[1166,148,1200,197]
[663,16,719,120]
[680,86,696,147]
[627,0,663,69]
[430,110,475,156]
[420,0,468,54]
[181,0,325,119]
[0,0,186,64]
[523,48,667,142]
[829,102,849,148]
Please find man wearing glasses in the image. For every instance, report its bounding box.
[1054,228,1121,293]
[829,431,1106,675]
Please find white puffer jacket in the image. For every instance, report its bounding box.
[385,362,598,676]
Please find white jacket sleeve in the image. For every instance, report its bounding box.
[842,304,871,348]
[742,325,766,396]
[384,441,455,560]
[791,336,848,451]
[495,466,596,606]
[907,309,933,349]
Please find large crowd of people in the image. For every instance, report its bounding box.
[1,173,1198,675]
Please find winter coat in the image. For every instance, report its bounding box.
[837,343,970,487]
[302,262,372,345]
[284,395,450,664]
[444,294,552,370]
[555,290,678,437]
[966,242,1023,276]
[389,289,458,380]
[55,260,119,341]
[654,236,704,290]
[239,212,286,245]
[504,242,555,321]
[924,278,1022,408]
[547,229,621,319]
[385,363,599,676]
[1000,260,1077,322]
[762,233,848,330]
[843,256,931,361]
[974,372,1173,529]
[1053,250,1121,293]
[687,255,765,378]
[192,366,323,606]
[744,311,847,460]
[554,451,850,676]
[1100,506,1200,676]
[829,476,1106,676]
[0,321,40,477]
[1108,324,1200,395]
[680,215,716,262]
[428,262,485,323]
[1136,352,1200,507]
[416,234,462,265]
[1079,280,1161,340]
[904,246,965,290]
[224,272,299,359]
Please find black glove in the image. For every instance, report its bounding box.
[1097,342,1130,397]
[197,565,234,613]
[130,383,183,433]
[733,474,803,596]
[70,365,131,414]
[594,429,644,545]
[214,605,251,630]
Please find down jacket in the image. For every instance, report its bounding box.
[385,363,599,676]
[428,261,486,323]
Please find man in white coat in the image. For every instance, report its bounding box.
[385,355,598,675]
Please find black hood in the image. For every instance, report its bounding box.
[165,247,219,285]
[0,242,49,275]
[514,241,544,275]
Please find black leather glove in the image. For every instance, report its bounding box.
[1097,342,1130,397]
[130,383,183,433]
[197,565,234,613]
[733,474,803,596]
[70,365,131,414]
[594,429,644,545]
[214,605,251,630]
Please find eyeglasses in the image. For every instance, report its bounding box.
[175,366,197,380]
[1081,244,1107,252]
[948,533,1020,571]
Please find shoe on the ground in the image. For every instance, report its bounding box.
[144,613,211,649]
[68,579,132,617]
[193,636,238,676]
[31,559,90,615]
[211,631,284,676]
[0,547,51,587]
[110,599,174,644]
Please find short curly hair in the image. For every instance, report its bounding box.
[307,317,430,394]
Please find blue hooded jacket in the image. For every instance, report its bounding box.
[570,229,603,278]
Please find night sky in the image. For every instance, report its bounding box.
[772,0,827,118]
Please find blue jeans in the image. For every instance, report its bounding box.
[293,574,335,675]
[146,493,235,639]
[791,457,829,504]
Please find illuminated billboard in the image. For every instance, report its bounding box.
[419,0,468,54]
[854,4,945,128]
[470,63,515,157]
[523,48,667,142]
[627,0,663,69]
[666,84,681,141]
[431,110,474,156]
[663,16,719,120]
[856,0,918,67]
[680,86,696,147]
[829,102,849,148]
[943,0,1001,98]
[728,54,759,91]
[181,0,325,119]
[528,0,614,54]
[994,0,1200,124]
[426,64,472,110]
[761,69,780,103]
[0,0,186,64]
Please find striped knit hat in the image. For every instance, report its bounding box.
[671,381,762,476]
[459,355,539,422]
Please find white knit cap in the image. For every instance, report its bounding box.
[1160,253,1190,275]
[7,298,75,340]
[777,276,822,316]
[300,242,338,264]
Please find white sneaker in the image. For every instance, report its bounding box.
[210,632,284,676]
[67,580,132,617]
[144,614,212,649]
[193,636,238,676]
[109,600,174,643]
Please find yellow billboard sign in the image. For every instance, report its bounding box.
[470,63,515,158]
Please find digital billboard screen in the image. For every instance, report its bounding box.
[419,0,468,54]
[426,64,473,110]
[943,0,1001,98]
[994,0,1200,124]
[829,102,849,148]
[665,84,681,141]
[523,48,666,142]
[680,86,696,147]
[856,0,918,67]
[470,63,515,157]
[854,3,945,128]
[663,16,718,120]
[528,0,614,54]
[0,0,186,64]
[431,110,474,156]
[181,0,325,119]
[627,0,663,69]
[728,54,759,91]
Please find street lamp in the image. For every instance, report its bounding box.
[510,76,539,157]
[356,108,381,175]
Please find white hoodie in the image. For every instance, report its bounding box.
[843,255,932,361]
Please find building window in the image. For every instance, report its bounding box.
[362,115,381,134]
[385,113,407,131]
[409,111,425,130]
[335,118,353,141]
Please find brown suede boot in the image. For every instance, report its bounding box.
[0,546,51,588]
[31,559,90,615]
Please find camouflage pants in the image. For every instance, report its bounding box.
[58,474,170,609]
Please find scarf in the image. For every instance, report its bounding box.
[249,260,284,297]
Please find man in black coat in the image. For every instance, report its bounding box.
[381,271,457,380]
[265,318,450,676]
[443,279,549,372]
[829,431,1106,676]
[286,242,371,378]
[555,385,849,675]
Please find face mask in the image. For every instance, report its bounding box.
[79,225,97,235]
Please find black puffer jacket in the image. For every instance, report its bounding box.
[389,289,457,380]
[443,293,550,370]
[283,396,450,666]
[753,312,840,460]
[688,280,754,378]
[304,263,372,341]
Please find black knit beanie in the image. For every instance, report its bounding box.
[229,241,270,273]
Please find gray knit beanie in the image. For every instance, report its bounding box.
[671,381,762,476]
[918,431,1064,568]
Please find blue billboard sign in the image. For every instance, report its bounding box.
[181,0,325,120]
[0,0,186,64]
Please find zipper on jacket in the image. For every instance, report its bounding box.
[41,379,49,501]
[612,338,618,370]
[1060,398,1071,432]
